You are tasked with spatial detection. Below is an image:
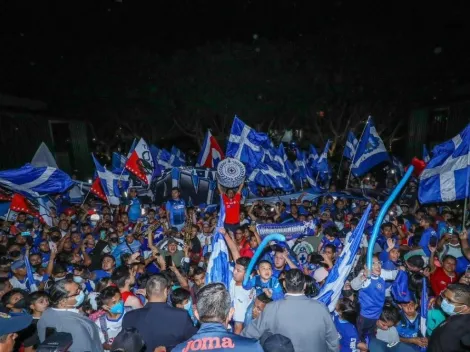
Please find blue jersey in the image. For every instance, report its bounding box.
[396,312,420,339]
[359,276,386,319]
[173,323,263,352]
[321,236,343,250]
[243,275,284,301]
[419,227,438,257]
[334,314,360,352]
[167,199,186,226]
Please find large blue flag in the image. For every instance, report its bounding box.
[226,116,269,171]
[313,140,332,184]
[249,162,294,192]
[0,164,74,198]
[205,197,233,288]
[315,203,371,312]
[343,131,359,160]
[112,152,126,170]
[351,118,389,176]
[419,124,470,203]
[171,146,186,166]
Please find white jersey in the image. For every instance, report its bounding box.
[229,279,255,323]
[96,312,126,351]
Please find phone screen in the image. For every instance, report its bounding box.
[429,236,438,247]
[165,255,172,268]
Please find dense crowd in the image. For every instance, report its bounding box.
[0,179,469,352]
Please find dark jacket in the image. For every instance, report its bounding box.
[428,314,470,352]
[122,302,197,351]
[172,323,263,352]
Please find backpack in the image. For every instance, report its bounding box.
[391,270,412,303]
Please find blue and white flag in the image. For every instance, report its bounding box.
[420,278,428,347]
[25,255,38,292]
[343,131,359,160]
[226,116,269,171]
[0,164,74,198]
[313,140,332,184]
[278,144,294,177]
[391,156,405,178]
[419,124,470,203]
[307,145,319,168]
[351,118,389,176]
[423,145,431,163]
[156,148,180,170]
[171,146,186,166]
[112,152,127,170]
[249,162,294,192]
[92,154,129,205]
[315,203,371,312]
[38,197,56,227]
[205,197,233,288]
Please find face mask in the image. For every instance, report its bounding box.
[73,290,85,307]
[100,231,107,240]
[9,250,21,258]
[440,298,464,316]
[183,301,192,311]
[13,298,27,309]
[342,289,354,298]
[73,276,83,284]
[110,237,118,243]
[109,300,124,314]
[51,236,61,243]
[41,262,49,268]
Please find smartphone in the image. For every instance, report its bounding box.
[165,255,172,268]
[429,236,438,247]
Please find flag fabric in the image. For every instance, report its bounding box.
[31,142,58,168]
[127,139,137,159]
[171,146,186,166]
[125,138,155,185]
[420,278,428,340]
[37,197,55,226]
[92,154,128,205]
[313,140,332,184]
[156,148,180,170]
[293,149,315,188]
[307,145,319,167]
[315,203,372,311]
[351,118,389,176]
[343,131,359,160]
[10,194,38,216]
[278,144,294,177]
[0,188,12,202]
[249,162,294,192]
[67,181,90,204]
[226,116,270,171]
[197,130,225,168]
[0,164,74,198]
[90,178,108,203]
[423,145,431,163]
[205,196,233,288]
[112,152,127,170]
[419,124,470,203]
[149,145,163,179]
[391,156,405,178]
[24,255,38,292]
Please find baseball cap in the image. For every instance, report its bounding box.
[111,328,145,351]
[313,267,329,283]
[0,312,32,336]
[11,260,26,271]
[260,332,294,352]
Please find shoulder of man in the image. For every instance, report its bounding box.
[174,332,262,351]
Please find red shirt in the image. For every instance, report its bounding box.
[222,193,241,225]
[430,267,458,296]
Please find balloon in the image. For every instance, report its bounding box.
[243,233,286,289]
[405,157,426,178]
[366,166,414,274]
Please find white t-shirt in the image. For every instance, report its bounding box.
[95,312,126,350]
[229,279,254,323]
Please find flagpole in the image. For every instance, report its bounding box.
[345,117,370,190]
[336,152,345,180]
[81,186,92,207]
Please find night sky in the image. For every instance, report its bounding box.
[1,0,469,124]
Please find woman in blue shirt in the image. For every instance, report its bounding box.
[334,298,368,352]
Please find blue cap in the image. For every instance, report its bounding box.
[11,260,26,270]
[0,312,32,335]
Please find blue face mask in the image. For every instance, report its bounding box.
[73,290,85,308]
[73,276,83,284]
[441,298,460,316]
[109,300,124,315]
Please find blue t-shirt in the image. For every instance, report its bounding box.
[419,227,438,257]
[128,197,141,222]
[92,269,111,282]
[166,199,186,226]
[396,312,420,339]
[334,314,360,352]
[244,275,284,301]
[359,276,386,319]
[321,237,343,251]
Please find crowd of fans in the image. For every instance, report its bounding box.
[0,179,469,352]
